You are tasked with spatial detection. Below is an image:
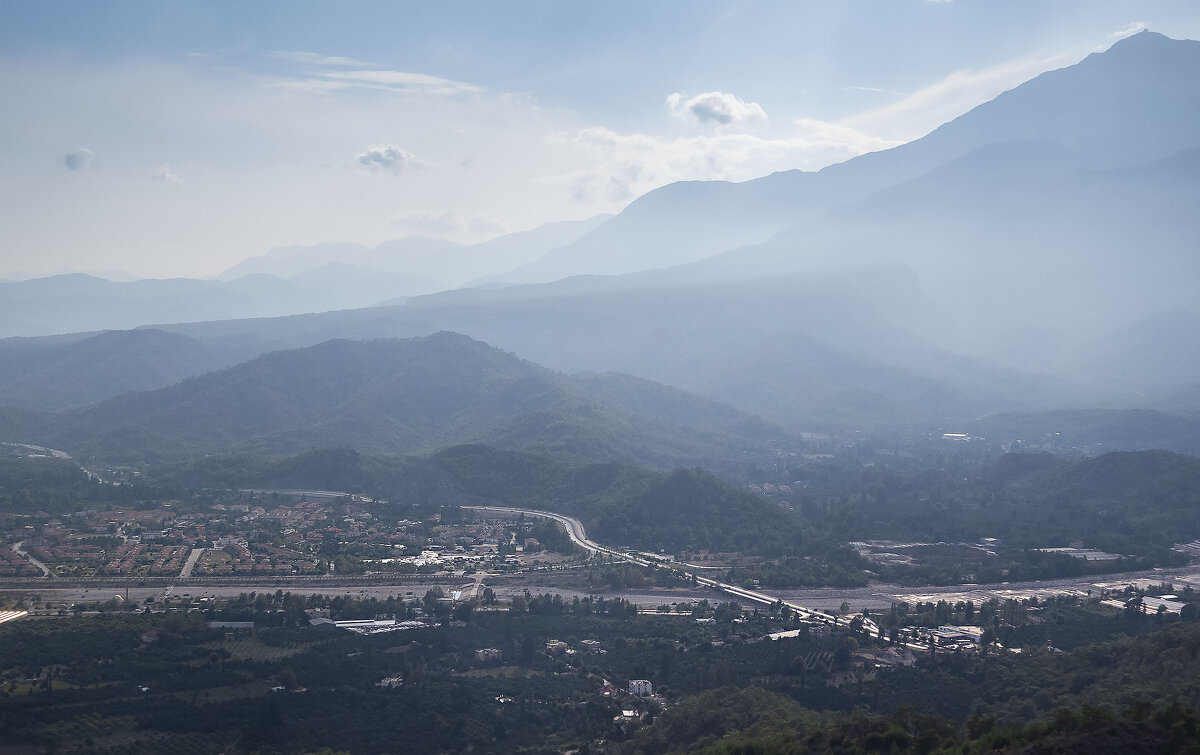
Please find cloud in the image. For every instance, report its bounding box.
[357,145,431,173]
[1100,22,1148,48]
[62,147,95,171]
[389,209,507,239]
[842,48,1079,140]
[324,70,482,95]
[277,69,483,96]
[269,51,372,68]
[667,91,766,127]
[842,25,1151,141]
[152,163,182,184]
[543,121,898,205]
[468,215,507,235]
[265,51,483,97]
[844,85,908,97]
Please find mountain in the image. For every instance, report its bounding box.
[0,329,227,411]
[972,409,1200,456]
[0,265,1077,432]
[220,216,611,291]
[13,332,785,467]
[1063,308,1200,402]
[499,32,1200,288]
[0,218,611,339]
[484,176,803,285]
[688,140,1200,358]
[0,270,443,338]
[389,216,612,289]
[157,444,819,557]
[4,33,1196,439]
[218,241,374,281]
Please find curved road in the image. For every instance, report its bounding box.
[463,505,855,629]
[12,541,51,577]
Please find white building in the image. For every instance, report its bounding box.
[628,679,653,697]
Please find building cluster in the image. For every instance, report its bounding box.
[193,541,319,576]
[748,482,794,495]
[3,491,569,580]
[0,547,41,577]
[105,542,192,575]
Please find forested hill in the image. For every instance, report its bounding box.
[428,445,827,559]
[796,449,1200,560]
[152,444,858,568]
[3,332,784,469]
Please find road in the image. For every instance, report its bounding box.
[463,505,857,630]
[239,488,368,502]
[12,541,51,577]
[179,548,206,578]
[465,504,1200,653]
[1,442,71,460]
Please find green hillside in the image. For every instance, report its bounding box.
[5,332,785,469]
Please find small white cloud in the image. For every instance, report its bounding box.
[152,163,183,184]
[357,145,431,173]
[667,91,767,127]
[62,147,95,171]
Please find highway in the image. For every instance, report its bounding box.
[462,504,870,633]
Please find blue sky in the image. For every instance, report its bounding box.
[2,1,1198,278]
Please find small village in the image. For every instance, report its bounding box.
[0,491,568,581]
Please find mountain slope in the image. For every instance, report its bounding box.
[0,271,436,338]
[3,33,1196,436]
[19,333,786,466]
[0,329,226,411]
[501,32,1200,286]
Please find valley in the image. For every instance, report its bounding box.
[2,18,1200,753]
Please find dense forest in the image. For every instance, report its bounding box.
[0,591,1198,753]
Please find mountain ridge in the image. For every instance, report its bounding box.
[7,332,787,467]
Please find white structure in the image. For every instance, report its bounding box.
[628,679,653,697]
[1141,595,1185,615]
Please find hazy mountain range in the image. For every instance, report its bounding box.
[2,31,1198,447]
[0,216,609,338]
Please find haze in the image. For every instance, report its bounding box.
[2,2,1196,280]
[4,4,1200,754]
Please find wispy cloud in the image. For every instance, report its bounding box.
[322,70,482,95]
[274,70,482,96]
[844,85,908,97]
[357,145,431,173]
[667,91,767,128]
[62,147,95,171]
[266,52,482,97]
[152,163,182,184]
[269,50,373,68]
[542,121,898,204]
[1099,22,1148,49]
[842,48,1078,140]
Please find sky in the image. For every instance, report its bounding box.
[1,1,1198,280]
